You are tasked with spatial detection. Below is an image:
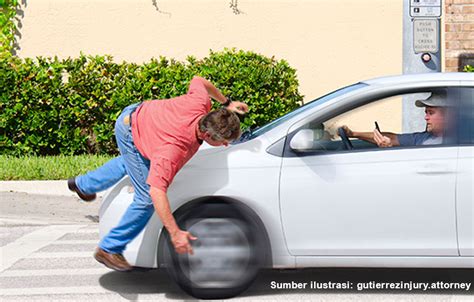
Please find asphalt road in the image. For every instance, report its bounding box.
[0,192,472,301]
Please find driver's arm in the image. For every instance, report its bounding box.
[342,126,400,146]
[372,129,400,147]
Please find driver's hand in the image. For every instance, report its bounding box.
[170,229,198,255]
[341,125,353,137]
[373,129,392,148]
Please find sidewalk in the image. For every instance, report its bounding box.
[0,181,103,224]
[0,180,105,198]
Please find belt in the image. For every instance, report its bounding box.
[123,103,142,126]
[123,114,132,126]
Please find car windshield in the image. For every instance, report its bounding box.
[234,82,368,143]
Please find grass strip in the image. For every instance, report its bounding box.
[0,155,115,180]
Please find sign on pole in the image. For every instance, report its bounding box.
[402,0,442,132]
[413,19,439,53]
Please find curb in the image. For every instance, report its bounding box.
[0,180,105,198]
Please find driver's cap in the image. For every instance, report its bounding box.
[415,92,448,108]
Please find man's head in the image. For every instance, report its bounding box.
[415,92,448,136]
[198,108,241,146]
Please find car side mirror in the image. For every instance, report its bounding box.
[289,129,315,151]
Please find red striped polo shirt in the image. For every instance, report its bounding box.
[131,77,211,192]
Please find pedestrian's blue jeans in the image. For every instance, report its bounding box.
[76,103,154,254]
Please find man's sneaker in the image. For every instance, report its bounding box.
[67,177,96,202]
[94,248,132,272]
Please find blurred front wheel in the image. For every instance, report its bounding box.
[162,202,266,299]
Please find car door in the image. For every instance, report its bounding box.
[279,91,459,257]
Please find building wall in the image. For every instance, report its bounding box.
[17,0,403,102]
[444,0,474,71]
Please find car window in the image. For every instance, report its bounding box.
[233,83,368,143]
[456,87,474,145]
[289,88,461,154]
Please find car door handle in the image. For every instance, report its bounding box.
[416,165,454,175]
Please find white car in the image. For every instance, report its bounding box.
[100,73,473,299]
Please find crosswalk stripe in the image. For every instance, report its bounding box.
[0,286,111,296]
[0,218,50,225]
[0,225,85,272]
[0,268,110,277]
[76,229,99,234]
[52,240,97,245]
[27,252,92,259]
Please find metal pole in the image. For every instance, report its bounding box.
[402,0,442,132]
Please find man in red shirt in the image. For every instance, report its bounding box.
[68,77,248,271]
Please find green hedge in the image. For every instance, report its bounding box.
[0,0,19,59]
[0,49,303,156]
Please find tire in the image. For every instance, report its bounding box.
[162,201,266,299]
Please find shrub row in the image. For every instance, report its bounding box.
[0,49,303,155]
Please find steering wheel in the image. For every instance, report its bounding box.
[337,127,354,150]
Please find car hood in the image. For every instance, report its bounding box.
[196,141,230,155]
[183,137,270,171]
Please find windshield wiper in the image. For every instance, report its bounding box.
[234,126,259,143]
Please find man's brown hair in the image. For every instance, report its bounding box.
[199,108,241,141]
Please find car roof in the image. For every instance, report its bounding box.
[362,72,473,86]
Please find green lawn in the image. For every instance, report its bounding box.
[0,155,115,180]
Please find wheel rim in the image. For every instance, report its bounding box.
[177,218,253,288]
